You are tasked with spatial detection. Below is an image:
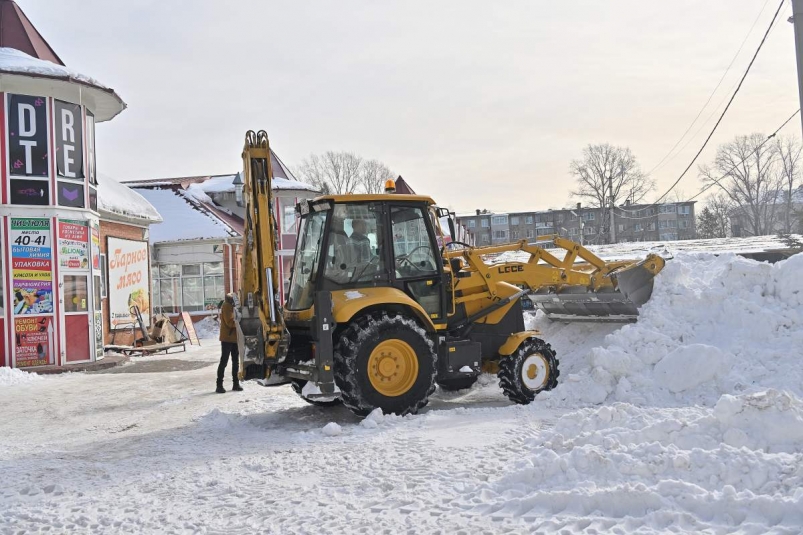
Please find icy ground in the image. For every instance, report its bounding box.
[2,252,803,534]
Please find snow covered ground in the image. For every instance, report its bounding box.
[2,252,803,533]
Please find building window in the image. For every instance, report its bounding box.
[468,220,476,228]
[582,212,595,221]
[584,226,594,234]
[510,216,519,225]
[481,235,490,244]
[618,224,624,232]
[568,228,577,236]
[556,214,564,223]
[660,204,677,214]
[648,222,656,231]
[678,205,691,215]
[526,229,534,238]
[511,229,520,239]
[679,219,689,229]
[153,261,226,313]
[481,219,489,228]
[634,223,642,232]
[525,215,534,224]
[491,215,508,225]
[493,230,508,240]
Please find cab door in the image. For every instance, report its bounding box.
[388,204,445,322]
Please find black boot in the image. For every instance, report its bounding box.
[216,379,226,394]
[232,378,243,392]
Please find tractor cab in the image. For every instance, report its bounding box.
[286,194,449,322]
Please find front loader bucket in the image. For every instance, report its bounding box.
[529,254,666,323]
[612,254,666,309]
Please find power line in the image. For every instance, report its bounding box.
[613,0,786,220]
[644,0,773,177]
[687,108,801,202]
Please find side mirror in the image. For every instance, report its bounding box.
[447,217,456,242]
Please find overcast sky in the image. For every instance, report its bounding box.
[24,0,802,214]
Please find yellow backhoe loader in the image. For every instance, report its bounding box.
[236,131,665,416]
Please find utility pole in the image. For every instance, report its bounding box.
[794,0,803,138]
[609,175,616,244]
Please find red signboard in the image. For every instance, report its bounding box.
[14,316,54,367]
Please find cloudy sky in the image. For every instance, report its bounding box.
[25,0,802,214]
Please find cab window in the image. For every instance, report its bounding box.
[324,203,385,284]
[391,206,438,279]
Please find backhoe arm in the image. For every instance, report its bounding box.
[237,130,289,375]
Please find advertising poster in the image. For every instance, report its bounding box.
[58,220,89,270]
[107,237,150,328]
[91,223,100,270]
[14,316,54,367]
[94,311,104,359]
[57,182,85,208]
[9,179,49,206]
[11,218,53,315]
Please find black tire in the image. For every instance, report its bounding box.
[334,313,436,417]
[437,376,478,392]
[498,338,559,405]
[290,379,342,407]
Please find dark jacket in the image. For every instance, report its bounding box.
[219,297,238,343]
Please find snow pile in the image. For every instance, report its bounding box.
[193,316,220,340]
[0,367,42,387]
[533,252,803,407]
[322,422,342,436]
[457,389,803,532]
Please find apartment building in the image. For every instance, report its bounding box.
[457,202,696,246]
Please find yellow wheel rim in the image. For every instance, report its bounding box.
[367,339,419,397]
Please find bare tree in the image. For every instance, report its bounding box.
[296,151,363,194]
[697,192,733,239]
[360,159,395,194]
[776,135,802,234]
[570,144,655,243]
[699,133,782,237]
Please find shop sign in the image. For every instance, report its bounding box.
[54,100,84,180]
[7,94,49,178]
[58,220,89,270]
[107,237,150,328]
[11,218,53,315]
[14,316,54,367]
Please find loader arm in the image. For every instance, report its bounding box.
[443,235,664,321]
[237,130,290,377]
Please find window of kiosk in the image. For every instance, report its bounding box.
[64,275,89,313]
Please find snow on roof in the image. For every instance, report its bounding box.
[134,187,238,243]
[194,173,317,195]
[0,48,125,121]
[97,173,162,224]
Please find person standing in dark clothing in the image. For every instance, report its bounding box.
[216,293,243,393]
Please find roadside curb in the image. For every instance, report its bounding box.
[29,354,130,375]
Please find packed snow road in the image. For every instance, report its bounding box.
[2,252,803,534]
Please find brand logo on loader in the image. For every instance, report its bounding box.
[497,265,524,274]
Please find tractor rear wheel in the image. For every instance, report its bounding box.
[498,338,559,405]
[334,313,436,417]
[290,379,342,407]
[437,376,478,392]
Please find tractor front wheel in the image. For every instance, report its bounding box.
[334,313,436,417]
[498,338,559,405]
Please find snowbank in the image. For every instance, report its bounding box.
[193,316,220,340]
[532,252,803,408]
[97,173,162,223]
[0,367,42,387]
